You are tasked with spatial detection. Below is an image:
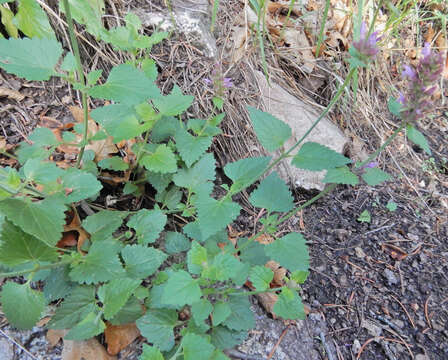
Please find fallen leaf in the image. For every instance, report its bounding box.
[266,261,286,287]
[104,323,140,356]
[0,87,24,101]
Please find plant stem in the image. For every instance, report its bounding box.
[0,259,73,278]
[62,0,89,168]
[228,287,281,296]
[315,0,331,57]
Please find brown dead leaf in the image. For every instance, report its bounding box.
[256,292,278,318]
[0,87,25,101]
[381,243,408,261]
[425,25,436,44]
[266,261,286,286]
[255,233,274,244]
[47,329,116,360]
[104,323,140,356]
[282,29,315,73]
[57,209,90,252]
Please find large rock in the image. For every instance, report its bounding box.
[254,71,348,190]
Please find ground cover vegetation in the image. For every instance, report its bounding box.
[0,0,445,358]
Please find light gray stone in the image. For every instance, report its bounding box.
[253,71,348,190]
[0,337,14,360]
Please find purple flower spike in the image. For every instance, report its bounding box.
[223,77,233,88]
[402,65,416,80]
[352,22,381,61]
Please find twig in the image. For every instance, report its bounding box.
[424,296,432,329]
[267,324,290,360]
[319,332,336,360]
[357,336,380,359]
[0,328,38,360]
[390,294,416,329]
[224,349,264,360]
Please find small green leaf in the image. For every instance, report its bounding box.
[82,210,125,242]
[140,344,164,360]
[212,302,231,326]
[247,106,292,152]
[61,0,105,38]
[28,127,59,146]
[69,240,125,284]
[89,64,160,105]
[290,270,309,284]
[0,6,18,38]
[249,266,274,291]
[182,333,215,360]
[101,277,141,320]
[0,219,58,266]
[64,311,106,340]
[173,153,216,191]
[204,252,241,282]
[122,244,167,279]
[187,241,208,275]
[357,209,371,223]
[164,232,191,254]
[239,240,269,266]
[43,266,74,302]
[191,299,213,325]
[175,128,212,167]
[140,144,177,173]
[136,309,178,352]
[61,52,76,72]
[292,142,351,171]
[162,270,202,306]
[153,86,194,116]
[156,186,182,210]
[0,38,61,80]
[406,124,431,155]
[273,288,305,319]
[23,159,64,184]
[87,69,102,85]
[362,167,391,186]
[249,172,294,212]
[222,296,254,331]
[323,166,359,185]
[98,156,129,171]
[110,296,144,325]
[211,326,247,350]
[1,282,45,330]
[127,208,167,244]
[388,96,402,118]
[224,156,271,193]
[14,0,55,39]
[386,200,397,212]
[265,233,309,272]
[61,168,103,202]
[141,58,158,81]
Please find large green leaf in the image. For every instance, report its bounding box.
[82,210,125,242]
[0,38,62,80]
[23,159,64,184]
[406,124,431,155]
[43,266,74,302]
[109,296,144,325]
[28,127,59,146]
[0,6,18,38]
[64,311,106,340]
[140,144,177,174]
[0,219,58,266]
[48,286,96,329]
[164,232,191,254]
[69,240,125,284]
[322,166,359,185]
[187,241,208,275]
[153,86,194,116]
[249,265,274,291]
[265,233,309,272]
[211,302,231,326]
[211,326,247,350]
[136,309,178,352]
[273,288,305,319]
[224,156,271,193]
[61,0,105,38]
[0,197,66,246]
[247,106,292,152]
[191,299,213,325]
[61,168,102,203]
[89,64,160,105]
[1,282,45,330]
[222,296,254,331]
[14,0,55,39]
[249,171,294,212]
[175,127,212,168]
[203,252,241,282]
[121,244,167,279]
[127,208,167,244]
[292,142,352,171]
[182,333,215,360]
[101,277,141,320]
[173,153,216,191]
[162,270,202,306]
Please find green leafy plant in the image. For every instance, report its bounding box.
[0,2,443,359]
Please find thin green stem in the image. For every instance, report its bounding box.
[315,0,330,57]
[62,0,88,168]
[0,259,73,278]
[228,287,281,296]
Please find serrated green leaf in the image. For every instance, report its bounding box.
[101,277,141,320]
[16,143,52,164]
[109,296,144,325]
[273,288,305,319]
[14,0,55,39]
[69,240,125,284]
[48,286,96,329]
[98,156,129,171]
[150,116,180,143]
[162,270,202,306]
[191,299,213,325]
[362,167,391,186]
[0,6,18,38]
[323,166,359,185]
[224,156,271,193]
[0,197,66,246]
[127,208,167,244]
[406,124,431,155]
[90,104,145,143]
[64,311,106,340]
[156,186,182,210]
[211,326,247,350]
[292,142,351,171]
[61,52,76,72]
[141,58,158,81]
[61,0,105,38]
[164,232,191,254]
[23,159,64,184]
[265,233,309,272]
[357,209,371,223]
[0,38,61,80]
[212,302,231,326]
[247,106,292,152]
[290,270,309,284]
[386,200,397,212]
[388,96,402,117]
[249,266,274,291]
[147,283,178,310]
[87,69,102,85]
[238,239,269,266]
[136,309,178,352]
[187,241,208,275]
[182,333,215,360]
[196,197,241,239]
[204,252,240,281]
[175,128,212,168]
[222,296,254,331]
[89,64,160,105]
[1,282,45,330]
[173,152,216,191]
[141,144,177,174]
[140,344,164,360]
[153,86,194,116]
[249,172,294,212]
[43,266,74,302]
[0,219,58,266]
[28,127,59,147]
[82,210,125,242]
[61,168,103,202]
[122,244,167,279]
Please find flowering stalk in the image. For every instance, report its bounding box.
[204,62,232,110]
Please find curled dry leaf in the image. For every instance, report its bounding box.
[104,322,140,356]
[56,209,90,252]
[46,329,116,360]
[0,87,25,101]
[266,261,286,287]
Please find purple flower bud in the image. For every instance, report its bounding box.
[402,65,416,80]
[204,78,212,85]
[223,77,233,88]
[398,92,406,105]
[352,22,381,61]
